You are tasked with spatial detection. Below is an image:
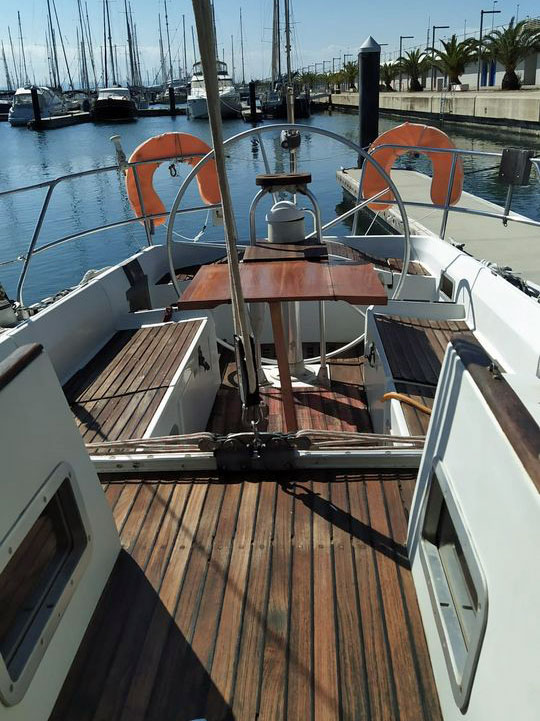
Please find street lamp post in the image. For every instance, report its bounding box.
[399,35,414,91]
[431,25,449,90]
[476,8,501,90]
[332,57,340,73]
[343,53,353,68]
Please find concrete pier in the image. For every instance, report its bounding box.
[337,166,540,284]
[314,90,540,136]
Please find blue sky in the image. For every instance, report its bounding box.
[2,0,536,85]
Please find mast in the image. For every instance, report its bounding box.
[191,25,197,64]
[240,7,245,84]
[182,14,187,80]
[85,2,98,89]
[47,0,60,89]
[271,0,280,85]
[211,1,218,61]
[18,12,30,86]
[8,28,19,89]
[284,0,292,84]
[77,0,89,91]
[164,0,173,84]
[231,35,235,83]
[133,20,143,87]
[103,1,108,86]
[158,14,166,86]
[283,0,294,127]
[124,0,136,86]
[45,32,53,87]
[130,9,142,87]
[105,0,116,84]
[2,42,14,92]
[52,0,75,90]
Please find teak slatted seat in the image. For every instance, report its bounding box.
[49,471,443,721]
[374,314,472,433]
[63,321,203,447]
[324,240,430,276]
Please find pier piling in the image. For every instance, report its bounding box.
[357,36,380,165]
[249,81,257,122]
[30,86,42,128]
[168,86,176,116]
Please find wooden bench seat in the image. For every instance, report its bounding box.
[374,314,471,433]
[64,321,203,446]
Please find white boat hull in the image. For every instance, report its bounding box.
[187,95,241,120]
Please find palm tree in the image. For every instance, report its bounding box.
[397,49,431,91]
[342,61,358,91]
[484,18,540,90]
[380,62,398,91]
[428,34,478,85]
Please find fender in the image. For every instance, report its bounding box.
[362,122,464,211]
[125,132,221,227]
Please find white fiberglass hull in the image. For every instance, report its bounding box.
[187,94,241,120]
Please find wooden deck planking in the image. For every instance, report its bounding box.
[207,345,372,434]
[312,479,340,721]
[50,472,443,721]
[232,482,277,721]
[257,481,294,721]
[64,321,202,446]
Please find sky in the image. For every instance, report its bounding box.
[2,0,538,87]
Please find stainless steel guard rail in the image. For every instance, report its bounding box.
[0,151,210,307]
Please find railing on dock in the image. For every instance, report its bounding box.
[361,143,540,241]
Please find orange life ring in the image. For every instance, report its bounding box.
[362,122,463,211]
[125,132,221,227]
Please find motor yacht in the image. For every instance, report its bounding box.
[91,87,138,122]
[187,60,241,119]
[8,86,65,126]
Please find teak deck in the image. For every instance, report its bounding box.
[209,344,372,433]
[64,321,202,446]
[49,471,443,721]
[374,315,470,435]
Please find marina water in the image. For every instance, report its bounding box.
[1,111,539,305]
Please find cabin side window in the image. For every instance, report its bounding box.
[420,462,488,711]
[0,465,90,706]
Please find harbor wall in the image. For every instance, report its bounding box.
[312,91,540,136]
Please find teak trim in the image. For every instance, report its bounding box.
[451,337,540,493]
[0,344,43,393]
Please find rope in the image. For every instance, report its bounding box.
[86,430,425,455]
[165,208,211,243]
[380,392,432,416]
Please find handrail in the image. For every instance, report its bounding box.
[1,151,211,307]
[2,130,538,309]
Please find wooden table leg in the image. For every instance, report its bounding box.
[269,301,298,433]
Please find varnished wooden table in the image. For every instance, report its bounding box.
[177,255,387,432]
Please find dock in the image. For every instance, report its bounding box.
[28,111,91,130]
[337,167,540,284]
[314,90,540,136]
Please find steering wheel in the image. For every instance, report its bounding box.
[165,123,411,364]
